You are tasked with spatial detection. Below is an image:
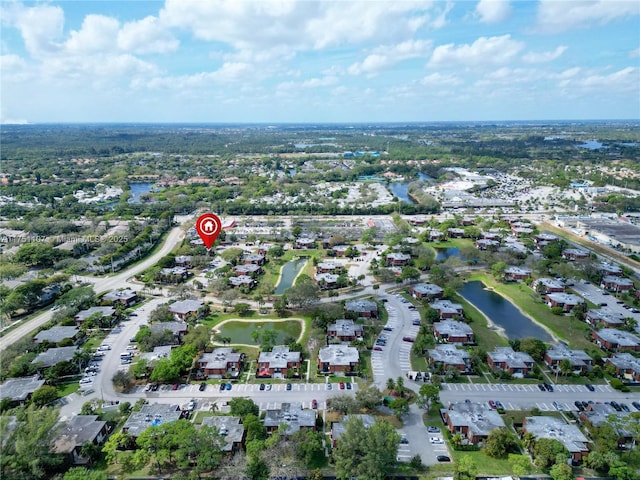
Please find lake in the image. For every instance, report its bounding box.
[460,281,552,342]
[128,182,154,204]
[387,173,433,204]
[216,320,302,345]
[274,258,308,294]
[435,247,460,261]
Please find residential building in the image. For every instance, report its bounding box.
[585,309,625,328]
[315,273,339,289]
[409,283,444,300]
[487,347,534,377]
[102,289,139,307]
[174,255,192,267]
[33,326,80,344]
[593,329,640,352]
[428,345,472,372]
[579,404,633,444]
[562,248,590,261]
[316,261,342,274]
[197,348,244,378]
[52,415,108,465]
[233,264,263,276]
[534,233,559,248]
[386,252,411,266]
[546,293,584,312]
[532,278,565,294]
[601,275,634,292]
[121,404,183,439]
[544,345,593,373]
[448,228,465,238]
[0,375,45,406]
[32,346,78,368]
[74,306,115,326]
[599,262,623,277]
[331,245,350,257]
[504,266,532,282]
[475,239,500,250]
[433,320,475,345]
[242,253,266,265]
[443,402,506,444]
[201,416,245,453]
[523,416,590,463]
[295,237,316,249]
[168,299,204,321]
[257,346,302,379]
[430,300,464,319]
[326,319,364,342]
[606,353,640,382]
[263,402,316,435]
[149,321,188,343]
[344,299,378,318]
[317,345,360,375]
[228,275,257,288]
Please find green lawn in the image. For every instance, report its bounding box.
[56,381,80,397]
[453,294,509,350]
[451,451,533,476]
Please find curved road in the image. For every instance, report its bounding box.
[0,226,185,352]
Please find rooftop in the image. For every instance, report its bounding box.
[201,416,244,451]
[122,404,182,438]
[429,344,471,365]
[168,299,204,315]
[596,329,640,348]
[318,345,359,366]
[258,346,301,369]
[52,415,107,454]
[447,402,506,438]
[32,346,78,367]
[264,402,316,435]
[0,375,45,401]
[524,416,589,453]
[344,299,378,313]
[33,326,79,344]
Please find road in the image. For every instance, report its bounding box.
[0,226,185,352]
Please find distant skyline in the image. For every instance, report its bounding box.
[1,0,639,124]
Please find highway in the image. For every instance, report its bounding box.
[0,226,185,352]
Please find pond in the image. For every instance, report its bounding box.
[435,247,460,261]
[387,173,432,204]
[274,258,308,294]
[216,320,302,345]
[128,182,154,204]
[460,281,552,342]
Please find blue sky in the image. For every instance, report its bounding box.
[1,0,639,123]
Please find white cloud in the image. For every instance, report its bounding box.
[65,15,119,54]
[348,39,432,75]
[522,46,567,63]
[118,16,179,54]
[429,34,524,67]
[536,0,640,33]
[421,72,462,86]
[575,67,639,92]
[474,0,511,24]
[1,3,64,57]
[301,76,338,88]
[630,48,640,58]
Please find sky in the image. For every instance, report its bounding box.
[1,0,639,124]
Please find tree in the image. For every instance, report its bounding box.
[64,467,108,480]
[550,463,573,480]
[508,453,532,476]
[292,430,325,469]
[454,455,477,480]
[609,460,639,480]
[355,385,382,410]
[518,337,547,361]
[418,383,440,413]
[333,417,400,480]
[229,397,259,419]
[389,398,409,419]
[112,369,133,391]
[285,275,320,309]
[484,427,519,458]
[558,358,573,376]
[234,302,251,316]
[149,358,180,383]
[532,438,568,468]
[243,414,267,442]
[0,405,63,479]
[30,385,58,407]
[327,394,359,415]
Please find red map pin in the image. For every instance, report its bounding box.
[195,213,222,250]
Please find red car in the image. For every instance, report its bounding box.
[339,382,345,389]
[488,400,497,409]
[312,399,318,409]
[402,336,415,342]
[373,346,383,351]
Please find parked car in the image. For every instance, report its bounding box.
[198,382,206,391]
[488,400,497,409]
[402,336,415,342]
[538,384,546,391]
[259,383,265,391]
[412,319,421,325]
[311,399,318,409]
[326,383,332,390]
[219,383,226,391]
[544,383,554,392]
[574,401,584,411]
[286,383,292,391]
[632,401,640,411]
[400,437,409,444]
[187,400,196,410]
[225,383,232,391]
[427,426,441,433]
[430,437,444,444]
[373,346,383,351]
[339,382,345,389]
[585,384,595,392]
[383,326,393,331]
[437,455,451,462]
[620,403,630,412]
[266,384,272,391]
[346,382,352,390]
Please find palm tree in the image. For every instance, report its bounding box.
[559,358,573,377]
[386,378,395,393]
[210,402,219,413]
[395,376,405,398]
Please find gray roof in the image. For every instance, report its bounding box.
[74,306,116,322]
[103,289,137,302]
[53,415,107,454]
[546,293,584,305]
[563,248,589,256]
[150,321,187,336]
[169,299,204,315]
[505,266,531,276]
[535,278,565,290]
[140,345,174,362]
[581,405,633,437]
[447,402,506,438]
[32,346,78,368]
[430,299,463,315]
[596,329,640,348]
[317,261,341,271]
[429,345,471,366]
[587,309,625,326]
[122,404,182,438]
[327,319,364,337]
[545,345,592,367]
[258,346,301,369]
[315,273,339,283]
[524,416,589,453]
[332,414,376,442]
[264,402,316,435]
[488,347,534,369]
[199,348,242,370]
[386,252,411,261]
[602,275,634,287]
[411,283,443,296]
[201,416,244,451]
[344,299,378,313]
[229,275,255,286]
[433,319,473,337]
[599,262,623,274]
[0,375,45,401]
[607,352,640,374]
[233,264,262,274]
[34,326,80,344]
[318,345,359,367]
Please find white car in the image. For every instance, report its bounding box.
[430,437,444,444]
[187,400,196,411]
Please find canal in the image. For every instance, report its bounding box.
[274,258,308,294]
[460,281,553,342]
